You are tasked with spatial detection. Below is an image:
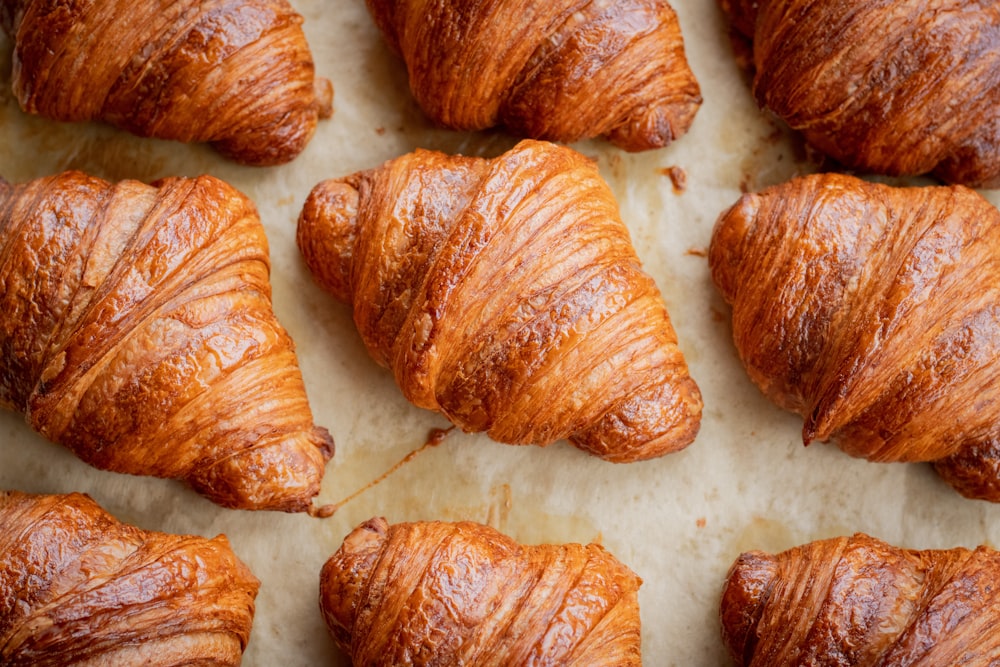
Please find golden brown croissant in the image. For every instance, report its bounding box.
[718,0,1000,187]
[297,139,702,462]
[320,517,642,666]
[0,171,334,512]
[365,0,701,151]
[0,490,259,666]
[720,533,1000,666]
[709,172,1000,500]
[0,0,333,166]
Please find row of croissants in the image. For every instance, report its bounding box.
[4,138,1000,511]
[5,490,1000,665]
[0,491,1000,667]
[3,0,1000,664]
[2,0,999,186]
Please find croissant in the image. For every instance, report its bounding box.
[0,0,333,166]
[0,490,259,666]
[320,517,642,666]
[720,532,1000,666]
[0,171,334,512]
[709,172,1000,500]
[718,0,1000,187]
[365,0,701,151]
[297,139,702,462]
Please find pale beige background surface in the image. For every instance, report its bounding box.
[2,2,999,665]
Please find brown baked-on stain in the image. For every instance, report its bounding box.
[0,490,260,665]
[0,0,333,166]
[317,426,454,518]
[320,517,642,665]
[297,139,703,463]
[0,171,333,513]
[709,172,1000,502]
[721,533,1000,665]
[659,165,688,193]
[364,0,702,151]
[686,246,708,258]
[717,0,1000,187]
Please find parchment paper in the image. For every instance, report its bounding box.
[2,2,999,665]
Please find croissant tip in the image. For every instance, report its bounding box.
[316,427,336,462]
[309,503,338,519]
[314,78,334,120]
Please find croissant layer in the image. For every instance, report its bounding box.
[297,139,702,462]
[0,490,259,666]
[721,533,1000,666]
[366,0,701,151]
[320,517,642,666]
[0,171,333,512]
[709,173,1000,500]
[719,0,1000,187]
[0,0,333,165]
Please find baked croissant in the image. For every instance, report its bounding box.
[719,0,1000,187]
[709,173,1000,500]
[297,139,702,462]
[0,0,333,166]
[720,533,1000,666]
[0,490,259,666]
[365,0,701,151]
[0,171,334,512]
[320,517,642,666]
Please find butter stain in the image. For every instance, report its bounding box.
[731,515,800,555]
[484,483,512,532]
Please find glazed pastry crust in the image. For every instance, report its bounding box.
[0,0,333,165]
[298,139,702,462]
[320,517,642,666]
[0,171,333,512]
[719,0,1000,187]
[366,0,701,151]
[0,490,259,666]
[709,172,1000,500]
[721,533,1000,666]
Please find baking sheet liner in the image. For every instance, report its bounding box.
[2,2,999,665]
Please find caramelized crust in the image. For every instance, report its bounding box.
[718,0,1000,187]
[721,533,1000,666]
[365,0,701,151]
[0,0,333,166]
[0,490,259,666]
[320,517,642,666]
[297,139,702,462]
[709,173,1000,500]
[0,171,334,512]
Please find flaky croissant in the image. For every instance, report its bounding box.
[0,490,259,666]
[0,0,332,166]
[721,533,1000,666]
[709,173,1000,500]
[320,517,642,666]
[719,0,1000,187]
[0,171,333,512]
[365,0,701,151]
[297,139,702,462]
